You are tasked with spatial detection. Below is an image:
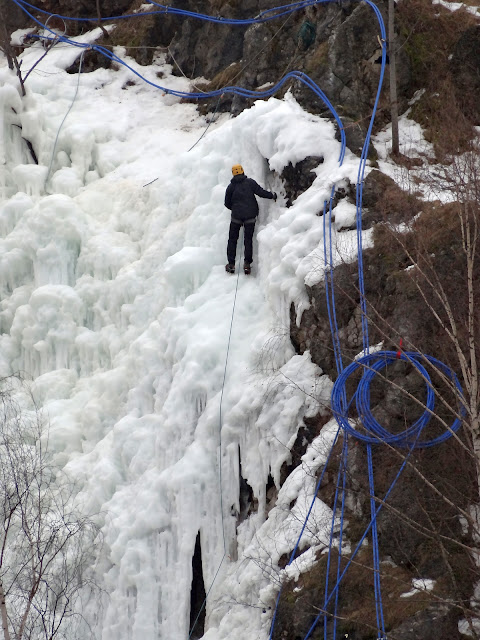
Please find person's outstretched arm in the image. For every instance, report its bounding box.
[249,179,276,200]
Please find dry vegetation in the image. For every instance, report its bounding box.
[284,0,480,635]
[396,0,477,157]
[276,547,441,639]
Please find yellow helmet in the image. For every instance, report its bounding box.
[232,164,244,175]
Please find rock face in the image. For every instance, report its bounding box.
[287,190,478,638]
[26,0,410,146]
[33,0,133,19]
[163,0,412,147]
[166,0,251,79]
[281,156,324,207]
[389,604,462,640]
[1,0,28,32]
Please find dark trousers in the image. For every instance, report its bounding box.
[227,220,255,264]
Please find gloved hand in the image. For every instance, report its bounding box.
[272,192,277,201]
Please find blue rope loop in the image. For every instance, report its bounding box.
[331,350,465,448]
[13,0,357,25]
[11,0,348,163]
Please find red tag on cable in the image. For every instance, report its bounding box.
[396,338,403,359]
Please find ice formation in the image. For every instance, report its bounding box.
[0,36,371,640]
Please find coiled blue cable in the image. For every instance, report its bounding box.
[331,351,465,448]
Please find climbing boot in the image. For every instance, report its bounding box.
[244,261,252,275]
[225,263,235,274]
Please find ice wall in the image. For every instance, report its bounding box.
[0,70,32,200]
[0,42,368,640]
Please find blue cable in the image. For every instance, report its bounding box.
[332,438,348,639]
[354,1,387,353]
[367,444,386,638]
[267,425,341,640]
[14,0,345,25]
[323,440,344,639]
[319,184,358,639]
[312,0,464,635]
[322,434,348,640]
[12,0,348,163]
[302,439,417,640]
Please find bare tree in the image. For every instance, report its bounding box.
[0,375,100,640]
[337,149,480,635]
[0,0,26,95]
[385,149,480,485]
[0,0,14,71]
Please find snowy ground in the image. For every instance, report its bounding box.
[1,31,372,640]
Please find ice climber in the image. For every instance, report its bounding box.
[224,164,276,275]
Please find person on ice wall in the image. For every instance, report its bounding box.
[224,164,276,275]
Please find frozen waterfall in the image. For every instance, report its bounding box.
[0,37,370,640]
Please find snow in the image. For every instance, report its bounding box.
[400,578,436,598]
[432,0,480,15]
[372,109,480,206]
[373,113,435,165]
[1,34,369,640]
[135,3,157,12]
[10,28,34,46]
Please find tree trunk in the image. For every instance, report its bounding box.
[0,0,25,93]
[0,1,14,71]
[0,581,11,640]
[96,0,109,38]
[388,0,399,155]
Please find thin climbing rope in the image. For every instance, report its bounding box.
[218,230,245,553]
[44,48,86,189]
[188,96,222,153]
[188,230,245,639]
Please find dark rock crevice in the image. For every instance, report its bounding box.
[189,531,206,640]
[280,156,324,208]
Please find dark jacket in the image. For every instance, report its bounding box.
[224,174,274,222]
